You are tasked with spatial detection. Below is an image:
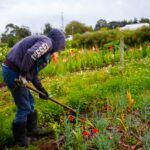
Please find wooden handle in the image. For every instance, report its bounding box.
[14,79,76,114]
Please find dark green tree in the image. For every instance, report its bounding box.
[133,17,138,23]
[1,23,31,47]
[108,21,121,29]
[94,19,108,30]
[139,18,150,23]
[43,23,52,35]
[120,20,128,26]
[65,21,93,36]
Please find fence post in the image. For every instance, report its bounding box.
[120,36,125,72]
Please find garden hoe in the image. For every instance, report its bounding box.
[14,79,76,115]
[14,79,97,132]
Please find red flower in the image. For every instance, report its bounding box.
[82,130,90,136]
[104,104,112,111]
[91,128,99,134]
[108,44,113,51]
[81,125,85,130]
[81,117,85,122]
[68,115,75,122]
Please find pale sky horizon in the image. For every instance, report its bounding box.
[0,0,150,34]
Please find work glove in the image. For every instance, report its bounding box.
[39,87,49,100]
[18,75,28,85]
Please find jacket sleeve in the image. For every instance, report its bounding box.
[20,40,52,76]
[31,76,43,90]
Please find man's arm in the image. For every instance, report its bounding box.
[20,40,52,77]
[31,76,49,99]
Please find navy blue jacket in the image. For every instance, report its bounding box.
[7,35,52,75]
[6,29,65,89]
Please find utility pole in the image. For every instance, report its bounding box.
[72,25,74,37]
[61,11,64,32]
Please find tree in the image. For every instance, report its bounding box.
[94,19,108,30]
[16,26,31,39]
[1,23,31,47]
[139,18,150,23]
[133,17,138,24]
[120,20,128,26]
[108,21,121,29]
[127,19,134,24]
[65,21,93,36]
[43,23,52,35]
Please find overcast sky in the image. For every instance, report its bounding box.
[0,0,150,34]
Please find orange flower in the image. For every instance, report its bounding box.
[127,91,134,108]
[127,91,131,100]
[81,125,85,130]
[130,99,134,106]
[70,49,75,56]
[51,53,58,64]
[108,133,113,140]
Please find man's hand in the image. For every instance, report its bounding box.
[19,76,28,85]
[39,87,49,100]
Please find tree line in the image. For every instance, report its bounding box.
[0,17,149,47]
[66,18,150,35]
[94,18,150,30]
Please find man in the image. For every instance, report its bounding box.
[1,28,66,146]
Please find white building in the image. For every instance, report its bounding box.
[120,23,149,30]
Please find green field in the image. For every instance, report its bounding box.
[0,45,150,149]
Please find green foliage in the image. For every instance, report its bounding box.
[65,40,73,49]
[143,132,150,149]
[0,108,15,145]
[1,23,31,47]
[65,20,93,36]
[142,42,148,58]
[43,23,52,35]
[0,67,3,82]
[0,45,10,63]
[72,27,150,48]
[39,45,150,78]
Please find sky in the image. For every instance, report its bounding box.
[0,0,150,34]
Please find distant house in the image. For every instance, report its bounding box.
[120,23,149,30]
[66,35,73,41]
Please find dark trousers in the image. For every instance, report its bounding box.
[2,63,34,123]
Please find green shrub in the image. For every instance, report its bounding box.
[72,27,150,49]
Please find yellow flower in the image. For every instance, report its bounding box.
[127,90,134,108]
[127,90,132,101]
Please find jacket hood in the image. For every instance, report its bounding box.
[48,28,66,53]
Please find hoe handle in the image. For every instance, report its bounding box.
[15,79,76,114]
